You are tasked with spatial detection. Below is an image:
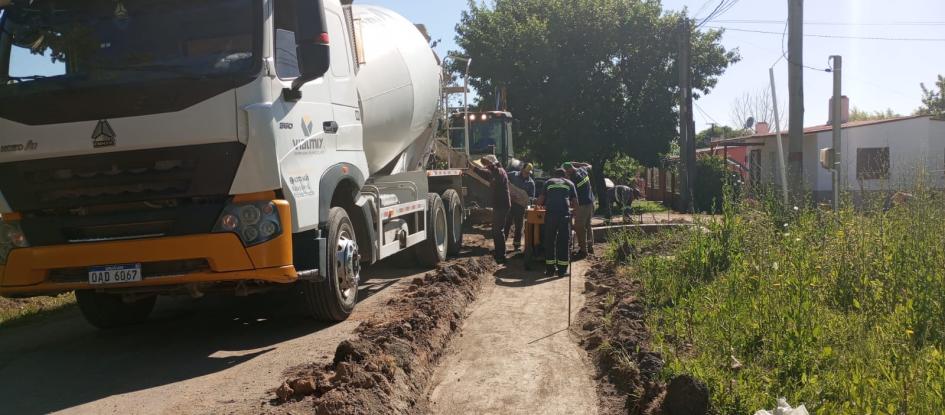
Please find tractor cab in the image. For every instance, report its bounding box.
[448,111,514,167]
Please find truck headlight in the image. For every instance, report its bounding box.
[213,201,282,247]
[0,222,29,265]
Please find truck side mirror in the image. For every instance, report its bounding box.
[285,0,331,99]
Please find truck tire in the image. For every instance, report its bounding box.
[414,193,447,267]
[441,189,464,256]
[303,207,361,322]
[75,290,156,329]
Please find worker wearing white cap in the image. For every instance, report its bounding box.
[506,163,536,252]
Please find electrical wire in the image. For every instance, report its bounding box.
[714,19,945,26]
[694,102,721,126]
[696,0,740,29]
[707,26,945,42]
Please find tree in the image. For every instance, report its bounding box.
[695,125,748,148]
[452,0,739,197]
[916,75,945,117]
[849,107,901,122]
[603,154,643,185]
[729,88,784,130]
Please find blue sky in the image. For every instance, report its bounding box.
[9,0,945,134]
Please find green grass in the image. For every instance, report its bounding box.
[616,188,945,414]
[631,199,668,214]
[0,293,76,327]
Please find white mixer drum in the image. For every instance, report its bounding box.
[353,5,442,175]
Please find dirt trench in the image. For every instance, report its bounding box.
[574,259,709,415]
[270,256,497,414]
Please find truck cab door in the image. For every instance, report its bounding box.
[324,5,362,151]
[269,0,337,232]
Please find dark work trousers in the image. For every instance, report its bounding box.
[492,207,510,260]
[505,204,526,249]
[544,213,571,271]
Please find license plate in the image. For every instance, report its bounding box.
[89,264,142,285]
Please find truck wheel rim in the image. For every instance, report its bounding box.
[335,228,360,303]
[451,201,462,244]
[435,204,447,254]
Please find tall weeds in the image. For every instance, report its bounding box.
[631,188,945,414]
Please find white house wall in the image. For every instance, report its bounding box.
[930,119,945,188]
[839,117,931,193]
[754,116,943,204]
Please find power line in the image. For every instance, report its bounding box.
[696,0,740,29]
[694,102,721,126]
[707,26,945,42]
[714,19,945,26]
[693,0,716,22]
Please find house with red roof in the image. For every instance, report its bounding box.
[646,98,945,207]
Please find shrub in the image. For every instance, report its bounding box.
[621,188,945,413]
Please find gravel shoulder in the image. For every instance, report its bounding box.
[426,255,599,415]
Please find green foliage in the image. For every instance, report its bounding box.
[452,0,739,168]
[917,75,945,117]
[631,199,668,214]
[603,154,643,185]
[695,125,748,148]
[848,107,901,122]
[626,189,945,413]
[692,156,736,213]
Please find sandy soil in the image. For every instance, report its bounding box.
[0,262,441,415]
[426,254,599,415]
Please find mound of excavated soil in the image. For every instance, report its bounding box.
[575,260,710,415]
[269,257,496,414]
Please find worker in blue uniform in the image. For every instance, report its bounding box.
[537,168,578,277]
[563,162,595,257]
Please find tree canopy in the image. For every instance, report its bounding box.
[695,125,748,148]
[917,75,945,117]
[849,107,901,122]
[452,0,739,171]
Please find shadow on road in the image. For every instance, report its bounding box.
[493,260,567,288]
[0,263,427,415]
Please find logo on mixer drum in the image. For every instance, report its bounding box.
[91,120,117,148]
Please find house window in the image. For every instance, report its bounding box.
[857,147,890,180]
[749,149,761,187]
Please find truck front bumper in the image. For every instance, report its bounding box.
[0,201,297,297]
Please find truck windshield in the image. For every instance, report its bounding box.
[449,117,508,155]
[0,0,261,125]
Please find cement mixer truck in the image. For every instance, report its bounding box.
[0,0,468,327]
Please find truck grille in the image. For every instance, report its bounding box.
[0,143,245,212]
[0,143,245,246]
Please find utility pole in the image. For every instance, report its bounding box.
[788,0,804,199]
[830,55,842,211]
[678,17,695,212]
[769,68,790,205]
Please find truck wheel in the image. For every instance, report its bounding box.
[441,189,464,256]
[75,290,156,329]
[303,207,361,322]
[415,193,447,267]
